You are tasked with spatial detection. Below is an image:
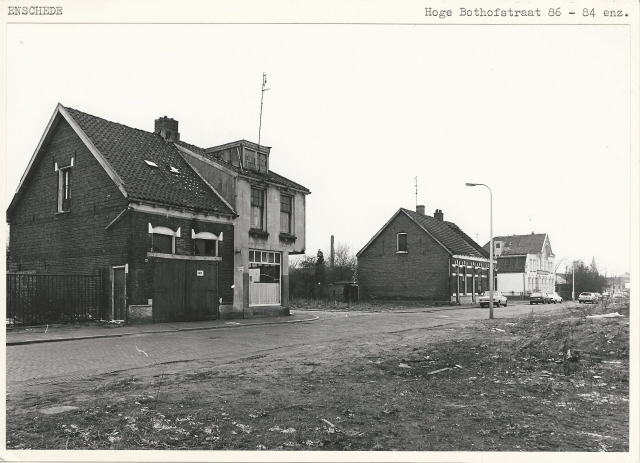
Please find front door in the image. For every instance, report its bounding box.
[113,267,126,320]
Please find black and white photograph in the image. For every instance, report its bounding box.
[2,1,638,461]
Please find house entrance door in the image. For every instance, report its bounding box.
[113,267,126,320]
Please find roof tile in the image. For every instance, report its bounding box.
[401,208,487,258]
[64,106,235,216]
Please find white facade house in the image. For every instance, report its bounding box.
[484,233,555,297]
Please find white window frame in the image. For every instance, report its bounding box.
[148,224,180,254]
[192,230,223,257]
[55,158,74,212]
[396,233,408,253]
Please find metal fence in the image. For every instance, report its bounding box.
[6,272,108,325]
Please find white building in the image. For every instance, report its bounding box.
[484,233,555,297]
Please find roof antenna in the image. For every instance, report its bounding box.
[257,72,270,155]
[415,176,418,209]
[529,215,532,233]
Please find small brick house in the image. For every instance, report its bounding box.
[7,104,310,322]
[357,206,494,304]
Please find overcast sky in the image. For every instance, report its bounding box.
[5,23,632,276]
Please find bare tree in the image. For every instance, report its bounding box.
[325,242,357,283]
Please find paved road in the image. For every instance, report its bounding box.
[6,302,565,391]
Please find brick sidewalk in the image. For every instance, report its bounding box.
[5,312,319,346]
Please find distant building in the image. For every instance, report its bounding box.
[357,206,493,304]
[484,233,555,297]
[605,272,630,294]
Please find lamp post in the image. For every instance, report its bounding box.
[466,183,494,319]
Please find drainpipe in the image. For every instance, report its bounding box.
[448,256,451,305]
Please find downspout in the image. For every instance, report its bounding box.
[448,255,451,305]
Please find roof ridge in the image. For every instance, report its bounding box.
[64,105,160,138]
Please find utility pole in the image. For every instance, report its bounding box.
[572,261,575,301]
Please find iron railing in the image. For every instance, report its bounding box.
[6,272,108,325]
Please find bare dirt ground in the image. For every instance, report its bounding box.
[6,301,630,452]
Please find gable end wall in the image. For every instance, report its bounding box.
[357,213,451,300]
[7,118,129,274]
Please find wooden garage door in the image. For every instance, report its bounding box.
[153,259,219,323]
[185,261,219,321]
[153,259,186,322]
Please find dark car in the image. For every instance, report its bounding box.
[529,292,550,304]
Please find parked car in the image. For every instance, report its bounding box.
[548,292,563,303]
[529,292,550,304]
[578,292,598,303]
[594,292,603,302]
[478,291,508,308]
[612,292,628,300]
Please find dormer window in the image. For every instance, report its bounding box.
[244,148,257,170]
[169,166,180,174]
[258,153,267,173]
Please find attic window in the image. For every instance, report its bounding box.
[145,160,158,168]
[169,166,180,174]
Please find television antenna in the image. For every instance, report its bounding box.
[258,73,270,150]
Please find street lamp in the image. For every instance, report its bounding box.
[466,182,494,319]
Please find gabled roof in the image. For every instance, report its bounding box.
[357,208,489,259]
[8,104,237,219]
[484,233,552,256]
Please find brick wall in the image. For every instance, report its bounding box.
[7,118,129,274]
[127,211,235,306]
[357,212,451,300]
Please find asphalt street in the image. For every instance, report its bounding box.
[6,302,566,392]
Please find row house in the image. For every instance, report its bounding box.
[6,104,309,322]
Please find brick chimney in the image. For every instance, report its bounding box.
[154,116,180,142]
[434,209,443,221]
[416,205,425,215]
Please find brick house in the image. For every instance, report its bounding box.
[7,104,309,322]
[357,206,493,304]
[483,233,555,297]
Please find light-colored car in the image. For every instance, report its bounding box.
[594,293,603,302]
[548,292,563,303]
[478,291,508,308]
[612,292,628,300]
[578,292,597,304]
